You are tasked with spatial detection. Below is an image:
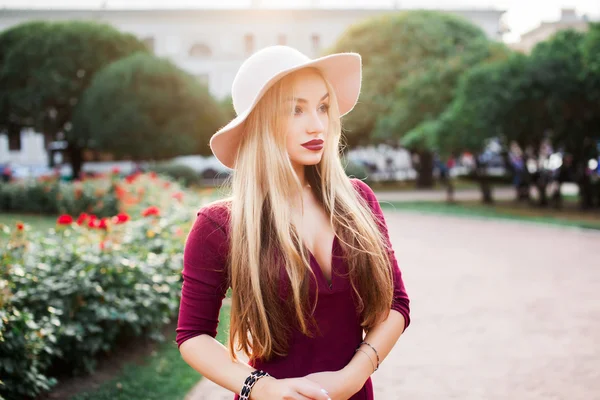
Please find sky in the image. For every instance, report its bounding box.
[1,0,599,43]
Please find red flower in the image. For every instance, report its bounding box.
[16,222,24,231]
[124,175,137,184]
[141,206,160,217]
[76,213,89,225]
[163,182,171,189]
[97,218,109,230]
[149,172,157,179]
[112,167,121,174]
[86,215,98,228]
[57,214,74,225]
[112,212,130,224]
[114,184,127,199]
[172,192,184,202]
[99,240,106,250]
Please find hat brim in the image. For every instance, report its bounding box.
[209,52,362,170]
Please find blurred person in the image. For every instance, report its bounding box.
[552,153,574,209]
[175,46,410,400]
[1,163,12,183]
[578,137,598,210]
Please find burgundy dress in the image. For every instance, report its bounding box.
[175,178,410,399]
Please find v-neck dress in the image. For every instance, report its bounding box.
[175,178,411,399]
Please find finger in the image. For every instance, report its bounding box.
[291,394,313,400]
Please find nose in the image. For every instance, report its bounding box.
[307,111,325,134]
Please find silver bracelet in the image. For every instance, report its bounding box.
[355,348,377,373]
[359,341,380,370]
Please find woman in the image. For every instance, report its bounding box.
[176,45,410,400]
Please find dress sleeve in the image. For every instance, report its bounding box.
[351,178,411,332]
[175,209,230,348]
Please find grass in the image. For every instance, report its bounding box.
[0,212,58,231]
[69,305,231,400]
[363,178,513,192]
[381,200,600,231]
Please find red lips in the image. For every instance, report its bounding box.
[302,139,324,146]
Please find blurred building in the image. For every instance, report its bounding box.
[509,8,592,53]
[0,3,506,169]
[1,4,505,99]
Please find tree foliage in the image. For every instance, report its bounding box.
[72,53,226,160]
[0,19,148,174]
[426,28,600,160]
[327,10,497,146]
[0,21,52,136]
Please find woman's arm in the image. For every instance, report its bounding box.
[340,310,405,390]
[178,208,331,400]
[179,334,258,393]
[305,311,405,398]
[181,335,333,400]
[307,179,411,397]
[343,179,411,387]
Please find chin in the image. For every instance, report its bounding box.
[298,155,323,166]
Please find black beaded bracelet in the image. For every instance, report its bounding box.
[239,369,271,400]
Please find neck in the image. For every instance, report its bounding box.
[293,162,308,188]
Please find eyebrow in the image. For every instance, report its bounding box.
[287,93,329,103]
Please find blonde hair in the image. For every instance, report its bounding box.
[221,67,394,362]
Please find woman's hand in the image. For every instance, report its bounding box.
[251,376,332,400]
[304,371,359,400]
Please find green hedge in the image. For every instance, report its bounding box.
[0,173,206,400]
[146,163,201,188]
[0,178,118,217]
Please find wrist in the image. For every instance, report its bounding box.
[340,363,370,393]
[249,375,275,399]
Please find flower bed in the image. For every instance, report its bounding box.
[0,172,209,400]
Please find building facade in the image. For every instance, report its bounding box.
[509,8,592,53]
[0,5,506,167]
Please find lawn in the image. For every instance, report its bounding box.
[381,200,600,230]
[68,305,231,400]
[0,212,57,231]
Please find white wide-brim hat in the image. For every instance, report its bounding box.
[209,45,362,169]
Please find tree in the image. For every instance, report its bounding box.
[327,10,500,187]
[582,22,600,77]
[0,21,148,177]
[219,94,236,121]
[72,53,227,161]
[0,21,52,139]
[421,28,600,208]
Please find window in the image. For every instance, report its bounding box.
[311,34,320,55]
[244,34,255,55]
[189,43,212,58]
[8,132,21,151]
[277,34,287,45]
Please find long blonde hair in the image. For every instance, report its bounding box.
[221,67,394,362]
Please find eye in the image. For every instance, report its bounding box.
[319,104,330,113]
[294,106,302,115]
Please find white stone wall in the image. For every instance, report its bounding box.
[0,129,48,166]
